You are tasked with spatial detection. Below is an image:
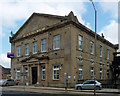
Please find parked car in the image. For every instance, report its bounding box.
[0,79,7,86]
[0,79,19,86]
[75,80,102,90]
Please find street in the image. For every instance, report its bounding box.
[1,86,120,96]
[1,90,119,96]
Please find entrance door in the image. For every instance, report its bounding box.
[32,67,37,84]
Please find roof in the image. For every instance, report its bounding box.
[10,11,119,49]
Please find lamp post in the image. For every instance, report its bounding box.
[89,0,97,96]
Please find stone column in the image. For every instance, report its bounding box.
[29,66,32,85]
[45,62,49,86]
[21,65,24,84]
[28,65,30,85]
[37,64,40,84]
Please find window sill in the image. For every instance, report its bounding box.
[78,79,84,81]
[33,52,37,54]
[53,79,60,81]
[16,56,21,58]
[90,53,94,55]
[78,49,83,52]
[41,51,47,53]
[25,54,29,56]
[53,48,60,51]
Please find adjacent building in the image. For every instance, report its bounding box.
[10,11,119,87]
[0,65,11,79]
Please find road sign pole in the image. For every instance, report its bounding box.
[64,73,68,92]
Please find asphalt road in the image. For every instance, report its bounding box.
[1,90,120,96]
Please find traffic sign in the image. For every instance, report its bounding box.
[20,73,27,76]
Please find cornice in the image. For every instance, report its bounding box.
[10,19,118,50]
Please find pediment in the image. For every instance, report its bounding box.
[12,13,66,40]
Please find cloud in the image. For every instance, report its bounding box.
[1,1,87,28]
[0,31,5,37]
[0,53,11,68]
[0,0,93,68]
[98,0,119,2]
[99,20,118,44]
[0,0,92,31]
[86,22,91,29]
[99,2,118,19]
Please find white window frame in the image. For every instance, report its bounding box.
[78,65,83,80]
[42,66,45,80]
[90,41,94,54]
[107,70,109,80]
[17,45,21,57]
[91,57,94,65]
[78,54,83,62]
[78,35,83,50]
[25,44,29,55]
[91,67,94,80]
[107,62,109,68]
[33,41,37,54]
[41,39,47,52]
[100,45,102,57]
[25,68,28,80]
[53,35,60,50]
[107,49,109,59]
[100,68,102,80]
[53,65,59,80]
[100,63,102,67]
[16,69,20,80]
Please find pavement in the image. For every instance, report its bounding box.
[1,85,120,94]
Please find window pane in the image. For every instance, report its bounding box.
[100,68,102,80]
[91,67,94,79]
[17,46,21,57]
[107,49,109,59]
[53,65,59,80]
[41,39,47,52]
[79,65,83,80]
[78,35,83,50]
[25,44,29,55]
[16,69,20,80]
[33,41,37,54]
[90,42,94,54]
[42,66,45,80]
[53,35,60,50]
[100,45,102,57]
[107,70,109,80]
[25,68,28,80]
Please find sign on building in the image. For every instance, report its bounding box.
[7,52,14,58]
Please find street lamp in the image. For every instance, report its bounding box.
[89,0,97,96]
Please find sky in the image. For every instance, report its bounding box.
[0,0,119,68]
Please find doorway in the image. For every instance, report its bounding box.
[32,67,37,84]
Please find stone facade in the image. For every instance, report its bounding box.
[10,11,118,87]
